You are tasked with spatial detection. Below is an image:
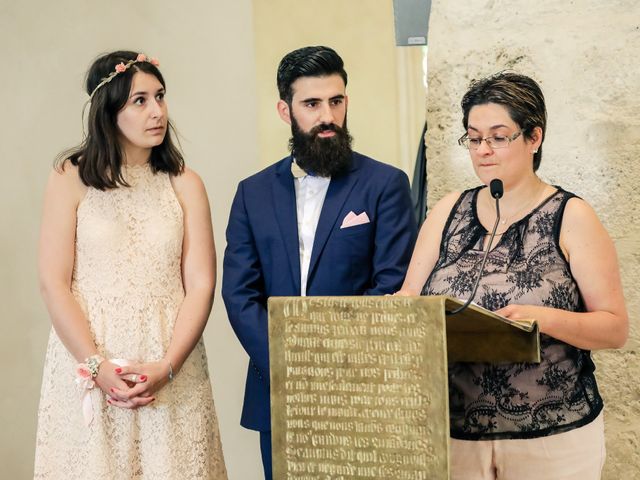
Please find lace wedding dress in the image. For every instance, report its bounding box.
[34,164,227,479]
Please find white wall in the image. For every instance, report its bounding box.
[0,1,262,478]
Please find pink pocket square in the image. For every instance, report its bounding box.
[340,211,370,229]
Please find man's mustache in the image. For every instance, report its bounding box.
[309,123,341,136]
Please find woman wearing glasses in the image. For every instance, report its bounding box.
[397,72,627,479]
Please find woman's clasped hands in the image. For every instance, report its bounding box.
[95,359,172,409]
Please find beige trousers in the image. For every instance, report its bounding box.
[450,412,605,480]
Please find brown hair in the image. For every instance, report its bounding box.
[57,50,184,189]
[461,72,546,171]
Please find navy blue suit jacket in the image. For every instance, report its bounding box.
[222,152,417,431]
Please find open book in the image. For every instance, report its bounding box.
[442,296,540,364]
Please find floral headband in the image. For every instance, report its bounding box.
[89,53,160,99]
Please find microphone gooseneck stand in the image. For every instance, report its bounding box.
[446,179,503,316]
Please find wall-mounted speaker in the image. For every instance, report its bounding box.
[393,0,432,46]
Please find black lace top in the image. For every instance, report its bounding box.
[422,186,603,440]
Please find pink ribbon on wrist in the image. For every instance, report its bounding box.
[75,358,130,426]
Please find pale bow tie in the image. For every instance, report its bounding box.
[291,160,307,178]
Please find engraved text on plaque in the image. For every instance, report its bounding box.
[269,296,450,479]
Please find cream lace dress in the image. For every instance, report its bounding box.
[34,164,227,479]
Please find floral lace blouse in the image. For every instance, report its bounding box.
[422,186,603,440]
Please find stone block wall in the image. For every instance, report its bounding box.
[424,1,640,476]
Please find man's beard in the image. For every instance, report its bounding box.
[289,115,353,178]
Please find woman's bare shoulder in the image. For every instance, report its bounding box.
[46,160,88,204]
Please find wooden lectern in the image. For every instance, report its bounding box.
[268,296,539,480]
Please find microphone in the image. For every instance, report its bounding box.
[447,179,503,315]
[489,178,503,200]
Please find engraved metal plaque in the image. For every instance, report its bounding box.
[269,296,450,480]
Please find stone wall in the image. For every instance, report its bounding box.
[425,1,640,476]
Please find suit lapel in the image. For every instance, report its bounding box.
[272,157,301,293]
[307,158,361,280]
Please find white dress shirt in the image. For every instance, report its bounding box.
[293,167,331,296]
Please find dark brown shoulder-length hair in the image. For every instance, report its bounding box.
[56,50,184,189]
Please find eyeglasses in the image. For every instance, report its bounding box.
[458,131,522,150]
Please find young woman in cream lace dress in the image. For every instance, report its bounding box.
[34,51,227,479]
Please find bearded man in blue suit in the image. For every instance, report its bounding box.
[222,46,417,480]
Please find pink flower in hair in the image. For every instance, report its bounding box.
[150,57,160,66]
[115,62,127,73]
[136,53,147,62]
